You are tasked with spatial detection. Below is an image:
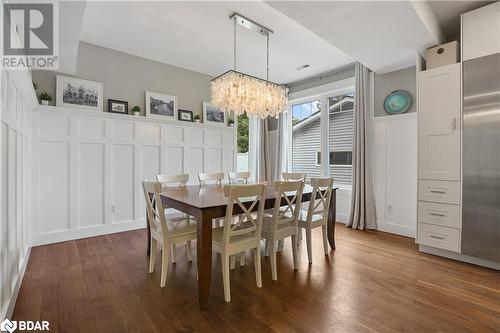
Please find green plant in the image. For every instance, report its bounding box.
[40,91,52,101]
[194,114,200,120]
[131,105,141,113]
[228,118,235,125]
[237,113,248,153]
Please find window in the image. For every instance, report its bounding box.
[291,100,322,180]
[330,151,352,165]
[329,92,354,185]
[292,100,321,125]
[290,88,354,186]
[316,151,353,166]
[236,113,249,172]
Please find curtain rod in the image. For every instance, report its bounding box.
[286,62,356,87]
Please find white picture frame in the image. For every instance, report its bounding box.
[203,102,227,126]
[145,91,177,120]
[56,75,103,111]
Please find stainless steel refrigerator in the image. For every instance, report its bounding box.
[462,52,500,262]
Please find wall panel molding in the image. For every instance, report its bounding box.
[31,105,236,246]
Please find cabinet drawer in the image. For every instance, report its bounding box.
[418,180,460,205]
[417,223,460,252]
[418,202,460,228]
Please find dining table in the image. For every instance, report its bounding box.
[147,183,338,309]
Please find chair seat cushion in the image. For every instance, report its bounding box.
[297,209,326,224]
[166,219,197,237]
[261,216,296,237]
[212,225,259,246]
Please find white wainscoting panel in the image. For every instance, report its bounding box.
[38,141,70,233]
[1,67,37,320]
[371,113,417,237]
[31,106,236,245]
[111,144,135,223]
[78,143,105,228]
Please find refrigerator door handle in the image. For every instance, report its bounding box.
[452,117,457,130]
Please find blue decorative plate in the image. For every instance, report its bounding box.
[383,90,412,114]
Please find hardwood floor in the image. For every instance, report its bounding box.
[13,224,500,332]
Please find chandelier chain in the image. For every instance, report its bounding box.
[233,17,237,71]
[266,33,269,81]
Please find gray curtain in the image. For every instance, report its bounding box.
[250,118,272,182]
[348,62,376,230]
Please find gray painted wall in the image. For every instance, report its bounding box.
[32,42,212,117]
[373,66,416,117]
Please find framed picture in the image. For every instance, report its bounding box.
[178,109,193,122]
[108,99,128,114]
[145,91,177,120]
[56,75,103,111]
[203,102,227,126]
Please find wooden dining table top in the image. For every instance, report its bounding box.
[159,183,338,209]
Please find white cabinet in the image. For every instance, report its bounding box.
[462,2,500,61]
[417,63,461,253]
[418,63,461,181]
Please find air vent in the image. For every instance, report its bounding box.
[296,64,311,70]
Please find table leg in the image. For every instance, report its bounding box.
[197,210,213,309]
[327,189,337,250]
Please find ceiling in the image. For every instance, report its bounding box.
[80,1,353,84]
[267,1,445,74]
[72,1,493,82]
[428,1,494,38]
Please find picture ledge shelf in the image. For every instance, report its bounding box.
[35,105,235,130]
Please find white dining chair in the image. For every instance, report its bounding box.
[198,172,224,186]
[297,177,334,264]
[156,174,193,264]
[262,180,304,281]
[274,172,306,252]
[228,171,250,184]
[212,183,266,302]
[142,181,197,287]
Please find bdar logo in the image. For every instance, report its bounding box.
[0,319,17,333]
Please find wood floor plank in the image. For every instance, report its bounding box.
[12,224,500,332]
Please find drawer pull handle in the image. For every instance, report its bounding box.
[430,190,446,194]
[429,235,445,240]
[430,213,446,217]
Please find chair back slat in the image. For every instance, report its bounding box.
[282,172,306,182]
[228,171,250,184]
[198,172,224,186]
[271,180,304,230]
[222,184,266,244]
[157,174,189,187]
[142,180,174,238]
[305,177,334,226]
[142,181,161,231]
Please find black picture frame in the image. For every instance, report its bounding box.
[108,99,129,114]
[178,109,194,122]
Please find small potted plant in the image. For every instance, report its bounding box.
[228,118,235,127]
[194,114,201,123]
[131,105,141,116]
[40,92,52,105]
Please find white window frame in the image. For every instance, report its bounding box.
[288,77,355,178]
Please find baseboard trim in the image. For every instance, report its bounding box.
[377,220,415,238]
[419,245,500,270]
[2,247,31,320]
[30,220,146,246]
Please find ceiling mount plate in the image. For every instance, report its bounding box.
[229,13,273,36]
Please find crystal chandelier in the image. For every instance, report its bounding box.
[211,13,288,119]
